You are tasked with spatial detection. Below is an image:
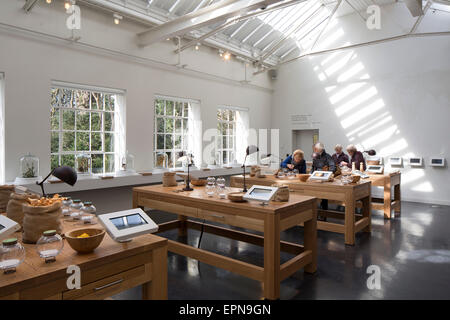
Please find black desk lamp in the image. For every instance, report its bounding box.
[363,150,376,156]
[178,152,194,191]
[36,166,77,197]
[242,145,259,192]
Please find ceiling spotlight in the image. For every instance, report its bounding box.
[46,0,52,4]
[166,38,171,41]
[113,13,123,25]
[195,43,200,50]
[223,52,231,61]
[64,1,71,10]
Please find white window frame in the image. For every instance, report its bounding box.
[216,107,238,166]
[154,95,192,169]
[50,81,125,174]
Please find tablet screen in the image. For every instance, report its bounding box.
[110,214,148,230]
[250,188,272,200]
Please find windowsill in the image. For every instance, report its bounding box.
[8,166,244,194]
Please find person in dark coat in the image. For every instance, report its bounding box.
[341,144,366,171]
[281,149,306,173]
[311,142,336,213]
[332,144,350,167]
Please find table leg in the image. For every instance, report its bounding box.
[142,246,168,300]
[304,206,317,274]
[178,215,187,237]
[344,195,356,246]
[263,214,280,300]
[132,191,139,208]
[394,182,401,216]
[383,180,392,219]
[362,195,372,233]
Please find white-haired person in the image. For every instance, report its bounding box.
[311,142,336,213]
[341,144,366,171]
[332,144,350,167]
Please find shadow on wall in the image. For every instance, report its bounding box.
[303,14,434,196]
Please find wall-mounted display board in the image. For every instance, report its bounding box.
[389,157,402,166]
[429,158,445,167]
[409,157,423,167]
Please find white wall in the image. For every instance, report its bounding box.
[272,4,450,205]
[0,1,272,181]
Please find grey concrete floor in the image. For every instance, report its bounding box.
[112,201,450,300]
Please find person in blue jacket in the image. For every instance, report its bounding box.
[281,149,306,173]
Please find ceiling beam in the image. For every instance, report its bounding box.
[174,0,305,53]
[310,0,342,52]
[404,0,424,17]
[137,0,284,47]
[409,0,432,33]
[23,0,39,13]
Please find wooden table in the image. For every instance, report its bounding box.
[366,172,401,219]
[0,216,168,300]
[230,175,372,246]
[133,184,317,300]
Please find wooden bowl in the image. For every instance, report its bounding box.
[297,174,311,182]
[227,192,247,202]
[350,175,361,183]
[66,228,106,254]
[191,179,207,186]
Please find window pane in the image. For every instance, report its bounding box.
[183,103,189,117]
[183,136,188,150]
[76,111,90,131]
[174,152,182,168]
[229,111,235,121]
[104,112,114,131]
[165,134,173,149]
[175,119,182,133]
[175,102,182,116]
[105,95,115,111]
[217,122,222,133]
[51,132,59,153]
[91,132,102,151]
[105,133,114,152]
[50,108,59,130]
[223,136,227,149]
[223,151,228,165]
[92,154,104,174]
[61,154,75,168]
[105,154,115,173]
[167,152,173,168]
[51,88,60,107]
[165,118,174,133]
[183,119,188,134]
[91,92,103,110]
[156,134,164,149]
[61,89,73,107]
[155,99,164,115]
[51,155,59,170]
[77,132,89,151]
[74,90,90,109]
[166,101,174,116]
[216,136,222,149]
[91,112,101,131]
[228,123,234,134]
[229,136,234,149]
[62,110,75,130]
[62,132,75,151]
[174,135,182,149]
[222,123,228,136]
[156,117,164,133]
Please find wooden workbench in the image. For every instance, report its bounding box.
[230,175,372,246]
[0,215,168,300]
[366,172,401,219]
[133,184,317,300]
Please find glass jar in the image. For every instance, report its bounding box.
[80,201,97,225]
[69,199,83,220]
[206,177,216,197]
[155,152,168,169]
[19,153,39,178]
[76,153,92,174]
[121,151,135,172]
[36,230,64,263]
[0,238,26,274]
[62,197,73,216]
[216,177,226,199]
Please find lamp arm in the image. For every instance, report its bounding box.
[36,169,55,197]
[242,154,248,192]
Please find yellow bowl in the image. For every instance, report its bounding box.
[66,228,105,254]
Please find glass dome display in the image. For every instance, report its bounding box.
[0,238,26,274]
[75,153,92,175]
[62,197,73,216]
[19,153,39,178]
[69,199,83,221]
[120,151,135,172]
[155,152,168,170]
[36,230,64,263]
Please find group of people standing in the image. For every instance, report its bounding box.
[281,142,367,174]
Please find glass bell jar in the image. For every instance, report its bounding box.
[75,153,92,175]
[15,153,42,184]
[79,201,97,225]
[154,152,168,171]
[36,230,64,263]
[117,151,136,175]
[0,238,26,274]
